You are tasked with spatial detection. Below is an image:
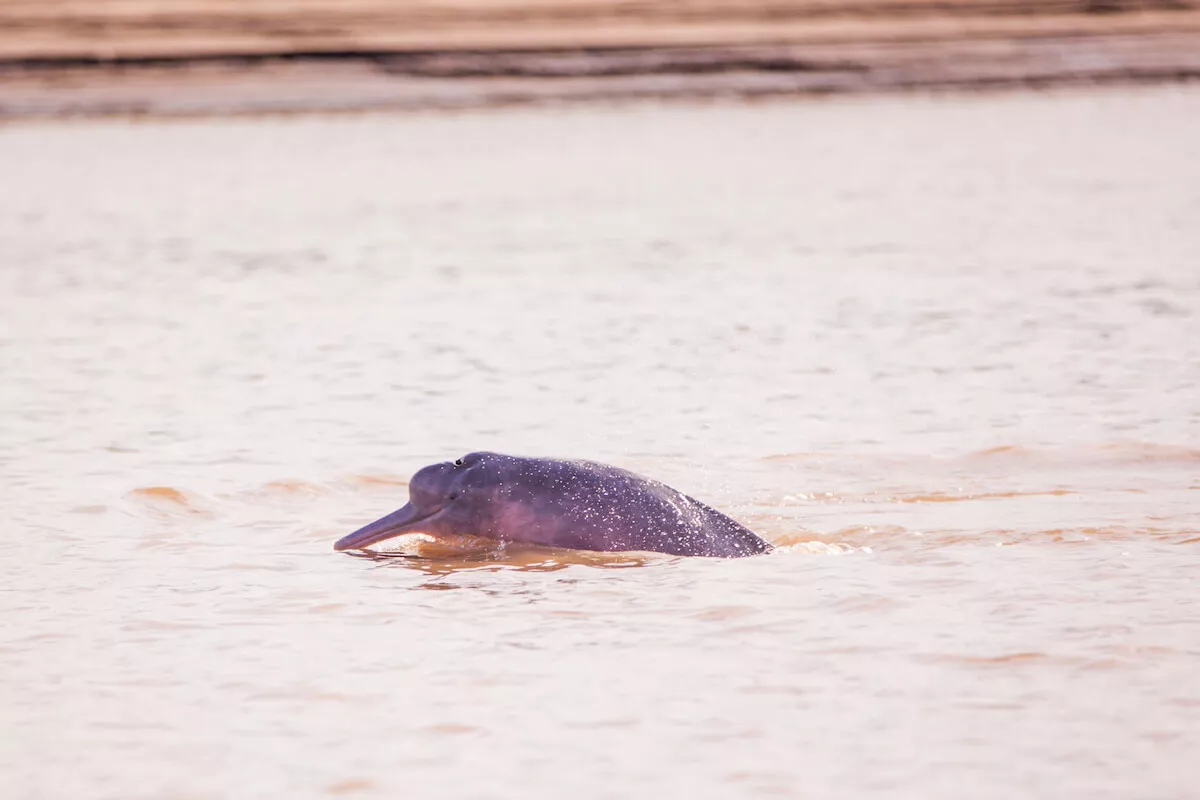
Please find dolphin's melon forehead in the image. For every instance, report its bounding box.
[458,451,499,465]
[407,461,456,503]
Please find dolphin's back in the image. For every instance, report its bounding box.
[480,455,772,558]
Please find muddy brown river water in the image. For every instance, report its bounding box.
[1,86,1199,799]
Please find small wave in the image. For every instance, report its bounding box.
[327,779,378,795]
[342,474,410,489]
[127,486,190,503]
[760,452,828,463]
[125,486,211,517]
[249,479,330,497]
[763,442,1200,468]
[965,441,1200,465]
[774,540,865,556]
[918,651,1050,666]
[888,489,1076,503]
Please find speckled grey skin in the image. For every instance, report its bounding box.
[334,451,772,558]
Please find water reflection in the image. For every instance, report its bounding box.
[341,534,666,579]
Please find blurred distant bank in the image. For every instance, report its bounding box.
[1,0,1199,115]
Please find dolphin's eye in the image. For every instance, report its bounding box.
[448,492,459,500]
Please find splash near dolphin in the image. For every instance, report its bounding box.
[334,452,772,558]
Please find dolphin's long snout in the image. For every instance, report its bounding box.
[333,503,441,551]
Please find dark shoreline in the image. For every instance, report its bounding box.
[3,31,1200,118]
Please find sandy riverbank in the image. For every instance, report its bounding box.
[2,0,1199,116]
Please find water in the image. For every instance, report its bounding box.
[1,86,1198,799]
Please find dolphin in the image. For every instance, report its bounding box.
[334,451,772,558]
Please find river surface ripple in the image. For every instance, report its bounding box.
[1,86,1198,799]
